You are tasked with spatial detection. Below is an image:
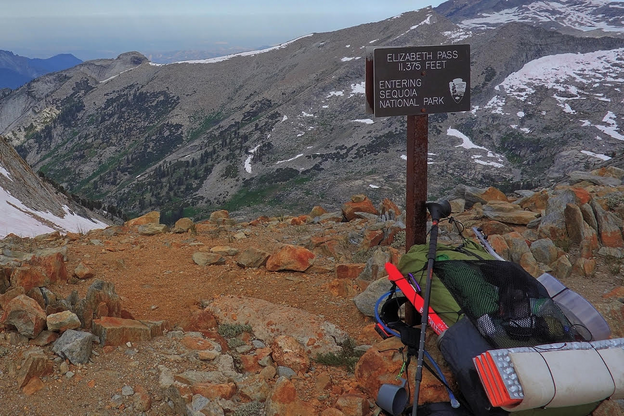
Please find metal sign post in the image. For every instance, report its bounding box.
[406,114,429,247]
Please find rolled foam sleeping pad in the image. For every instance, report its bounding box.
[502,348,616,412]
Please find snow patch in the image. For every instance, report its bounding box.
[442,28,472,42]
[448,128,504,168]
[352,119,374,124]
[595,111,624,141]
[0,187,107,238]
[350,82,365,96]
[472,156,504,168]
[581,150,612,161]
[276,154,304,165]
[487,49,624,115]
[448,128,488,151]
[244,144,262,174]
[327,91,344,98]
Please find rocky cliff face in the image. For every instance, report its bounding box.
[0,2,623,222]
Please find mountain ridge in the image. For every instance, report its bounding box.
[0,1,623,222]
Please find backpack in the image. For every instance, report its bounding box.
[398,240,496,327]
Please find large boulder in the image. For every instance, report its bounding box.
[17,348,53,388]
[28,253,68,284]
[74,280,122,329]
[483,201,539,225]
[503,232,531,264]
[538,190,577,242]
[47,310,81,332]
[92,317,152,347]
[9,266,49,293]
[355,337,450,406]
[591,200,624,248]
[271,335,310,373]
[564,203,585,245]
[353,278,393,318]
[52,329,97,364]
[342,195,379,221]
[266,245,315,272]
[236,248,269,268]
[138,223,168,235]
[266,377,318,416]
[192,252,226,266]
[207,295,348,356]
[530,238,559,265]
[125,211,160,227]
[0,294,47,338]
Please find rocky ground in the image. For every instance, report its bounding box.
[1,167,624,416]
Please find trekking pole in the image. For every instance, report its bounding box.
[412,200,451,416]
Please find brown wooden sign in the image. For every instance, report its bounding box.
[366,45,470,117]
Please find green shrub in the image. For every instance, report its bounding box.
[218,323,253,338]
[232,401,264,416]
[314,338,363,373]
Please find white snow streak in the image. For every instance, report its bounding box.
[447,128,505,168]
[595,111,624,141]
[327,91,344,98]
[276,154,304,165]
[581,150,611,161]
[244,144,262,174]
[173,34,313,64]
[100,67,137,83]
[448,128,488,151]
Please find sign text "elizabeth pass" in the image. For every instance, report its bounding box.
[386,50,460,71]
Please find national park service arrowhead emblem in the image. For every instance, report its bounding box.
[449,78,467,104]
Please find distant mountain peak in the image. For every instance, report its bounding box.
[0,50,82,90]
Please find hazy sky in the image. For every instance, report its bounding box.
[1,0,442,61]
